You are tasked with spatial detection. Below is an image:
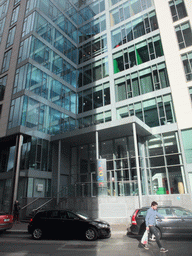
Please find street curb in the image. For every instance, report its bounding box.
[8,230,128,235]
[8,223,129,235]
[7,230,28,233]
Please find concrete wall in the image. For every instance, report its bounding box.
[58,194,192,225]
[59,196,99,219]
[154,0,192,130]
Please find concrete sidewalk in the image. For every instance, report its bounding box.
[9,222,129,235]
[9,222,29,233]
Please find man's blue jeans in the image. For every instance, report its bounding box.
[149,226,162,248]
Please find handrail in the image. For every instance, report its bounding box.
[66,180,138,185]
[33,198,54,212]
[57,180,139,199]
[21,197,41,210]
[21,180,139,215]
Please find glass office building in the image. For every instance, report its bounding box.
[0,0,192,222]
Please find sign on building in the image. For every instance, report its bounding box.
[96,159,107,195]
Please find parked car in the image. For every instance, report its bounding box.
[129,206,192,238]
[28,209,111,241]
[0,211,13,232]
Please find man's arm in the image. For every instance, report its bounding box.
[145,210,150,230]
[156,211,167,219]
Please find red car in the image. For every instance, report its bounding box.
[0,212,13,232]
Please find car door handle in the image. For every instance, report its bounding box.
[156,219,162,222]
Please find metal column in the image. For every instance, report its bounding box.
[12,134,23,212]
[96,131,99,160]
[133,123,142,208]
[57,140,61,205]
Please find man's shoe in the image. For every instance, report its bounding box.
[160,248,168,253]
[141,243,149,250]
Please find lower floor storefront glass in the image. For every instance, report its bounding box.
[0,179,12,212]
[71,130,187,197]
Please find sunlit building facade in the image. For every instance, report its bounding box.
[1,0,192,222]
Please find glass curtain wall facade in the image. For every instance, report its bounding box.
[0,0,192,213]
[70,132,185,197]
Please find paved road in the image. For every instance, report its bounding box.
[0,231,192,256]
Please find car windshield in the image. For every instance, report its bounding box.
[76,212,89,220]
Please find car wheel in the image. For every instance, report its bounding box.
[32,228,43,240]
[156,228,162,240]
[85,227,98,241]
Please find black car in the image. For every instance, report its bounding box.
[28,209,111,241]
[129,206,192,238]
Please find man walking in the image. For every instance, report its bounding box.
[142,201,168,253]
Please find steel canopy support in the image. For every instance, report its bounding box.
[96,131,99,160]
[12,134,23,212]
[133,123,142,208]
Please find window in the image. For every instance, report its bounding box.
[79,15,106,43]
[115,62,170,102]
[181,129,192,164]
[36,212,47,218]
[18,36,32,63]
[117,94,175,127]
[11,5,20,25]
[14,63,76,114]
[109,0,153,26]
[157,208,174,217]
[175,22,192,49]
[93,85,102,108]
[138,210,147,217]
[78,82,110,113]
[169,0,187,22]
[181,51,192,81]
[79,57,108,87]
[0,104,2,117]
[79,35,107,64]
[47,211,59,218]
[60,211,67,219]
[0,18,5,44]
[14,0,20,5]
[172,208,192,217]
[26,0,38,15]
[1,49,12,73]
[6,26,16,48]
[22,12,35,37]
[0,75,7,101]
[146,132,185,195]
[0,1,9,19]
[23,36,77,88]
[83,89,92,112]
[90,0,105,15]
[26,137,52,171]
[67,211,79,220]
[78,110,111,128]
[113,35,164,74]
